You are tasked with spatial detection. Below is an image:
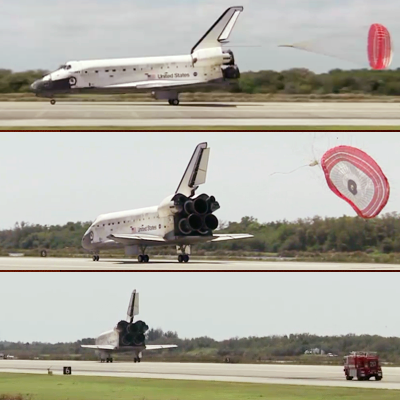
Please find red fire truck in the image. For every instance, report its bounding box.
[343,352,383,381]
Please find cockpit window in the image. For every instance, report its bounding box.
[58,64,72,71]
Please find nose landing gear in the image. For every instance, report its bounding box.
[50,99,56,105]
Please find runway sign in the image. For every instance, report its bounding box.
[63,366,72,375]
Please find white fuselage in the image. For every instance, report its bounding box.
[36,47,232,94]
[84,205,173,250]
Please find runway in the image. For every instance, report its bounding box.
[1,360,399,389]
[0,102,400,126]
[0,257,398,271]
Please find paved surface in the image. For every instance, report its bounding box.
[0,102,400,126]
[1,360,399,389]
[0,257,398,271]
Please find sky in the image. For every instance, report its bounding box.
[1,272,400,343]
[0,131,399,230]
[1,0,399,73]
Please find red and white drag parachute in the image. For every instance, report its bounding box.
[368,23,393,70]
[279,23,393,70]
[321,146,390,219]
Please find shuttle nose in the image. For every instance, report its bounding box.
[30,79,42,93]
[81,232,92,250]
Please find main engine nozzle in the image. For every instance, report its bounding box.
[204,214,219,231]
[178,214,203,234]
[116,320,129,333]
[184,198,208,215]
[121,333,135,346]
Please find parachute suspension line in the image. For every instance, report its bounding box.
[269,160,319,177]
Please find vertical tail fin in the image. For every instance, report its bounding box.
[127,290,139,323]
[191,6,244,53]
[176,142,210,198]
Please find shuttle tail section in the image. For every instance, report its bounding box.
[191,6,243,53]
[176,142,210,198]
[127,290,139,323]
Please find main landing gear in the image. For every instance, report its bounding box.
[138,246,149,263]
[178,255,189,263]
[168,99,180,106]
[133,357,141,363]
[101,357,113,363]
[138,254,150,263]
[50,99,56,105]
[92,254,100,261]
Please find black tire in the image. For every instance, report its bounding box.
[40,250,47,257]
[50,99,56,105]
[178,255,184,263]
[144,255,149,263]
[93,255,97,262]
[346,376,353,380]
[96,255,100,261]
[376,376,382,381]
[171,99,179,106]
[138,255,143,263]
[183,255,189,263]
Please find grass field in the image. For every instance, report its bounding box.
[3,126,400,131]
[0,373,398,400]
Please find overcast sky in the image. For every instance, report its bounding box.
[0,132,398,230]
[1,272,399,343]
[1,0,399,73]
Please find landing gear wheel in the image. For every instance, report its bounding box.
[93,255,100,262]
[169,99,179,106]
[50,99,56,105]
[138,255,149,263]
[183,255,189,263]
[178,255,184,263]
[346,376,353,380]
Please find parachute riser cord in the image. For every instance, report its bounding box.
[269,160,319,177]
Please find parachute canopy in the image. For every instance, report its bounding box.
[368,23,393,70]
[279,23,393,70]
[321,146,390,219]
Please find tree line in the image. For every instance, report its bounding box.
[1,213,399,256]
[3,331,400,364]
[2,67,400,95]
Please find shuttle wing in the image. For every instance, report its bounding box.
[103,79,204,90]
[108,234,167,246]
[210,234,254,242]
[81,345,116,350]
[146,345,178,350]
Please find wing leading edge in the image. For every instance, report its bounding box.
[81,344,178,351]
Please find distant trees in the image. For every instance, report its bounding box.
[3,332,400,364]
[3,67,400,96]
[0,221,91,250]
[0,69,47,93]
[1,213,399,255]
[199,212,400,255]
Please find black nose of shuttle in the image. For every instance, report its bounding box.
[30,79,44,93]
[81,232,92,250]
